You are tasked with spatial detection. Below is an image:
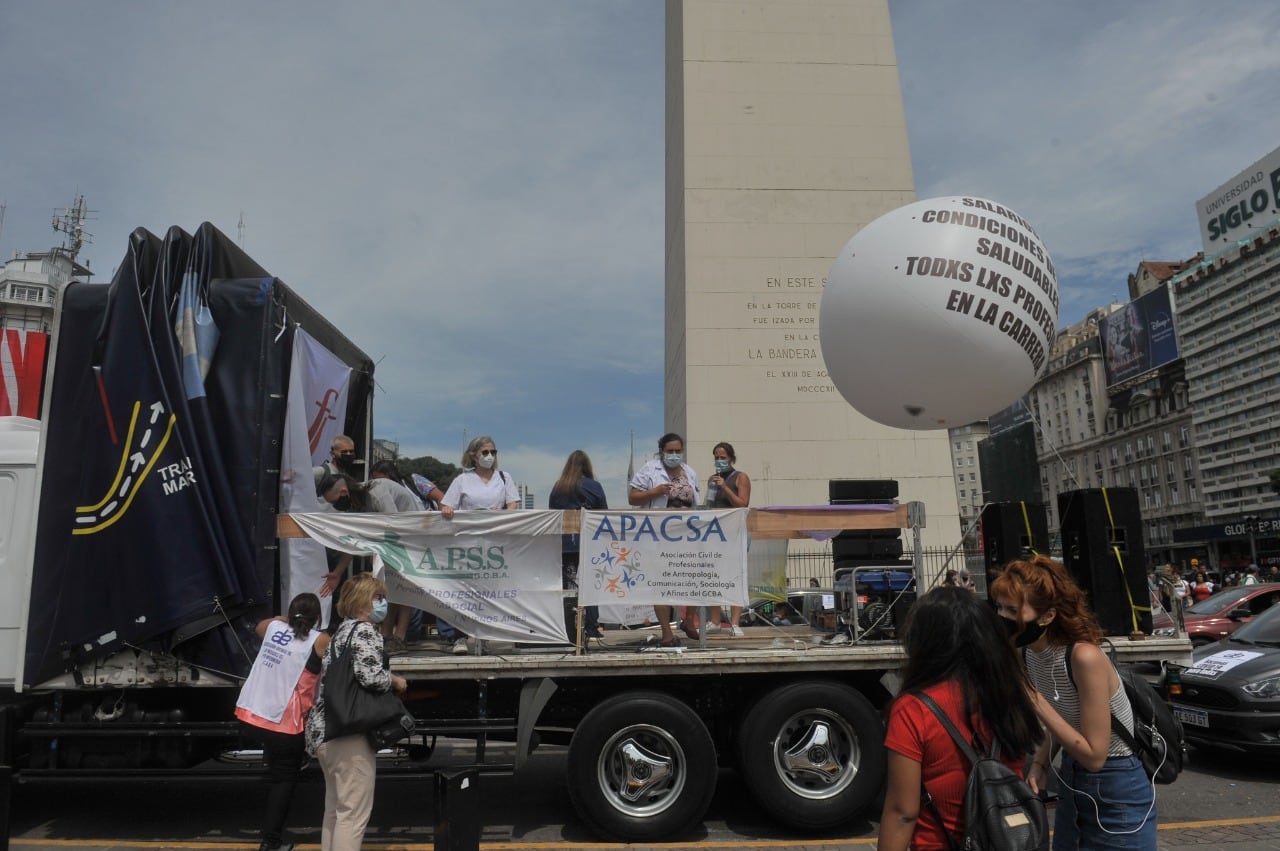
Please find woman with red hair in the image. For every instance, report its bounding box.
[990,556,1157,850]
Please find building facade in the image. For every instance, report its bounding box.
[1172,222,1280,568]
[0,249,89,333]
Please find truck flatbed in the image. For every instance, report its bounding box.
[386,627,1193,679]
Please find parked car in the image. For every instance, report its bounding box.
[1168,602,1280,755]
[1152,582,1280,646]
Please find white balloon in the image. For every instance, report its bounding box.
[820,196,1058,430]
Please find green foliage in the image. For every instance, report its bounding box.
[397,455,461,493]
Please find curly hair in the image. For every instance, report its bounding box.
[989,554,1103,646]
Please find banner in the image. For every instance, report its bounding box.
[578,509,749,608]
[1098,283,1180,388]
[280,328,352,621]
[291,510,567,643]
[0,328,48,418]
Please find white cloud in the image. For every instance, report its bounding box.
[6,1,1279,486]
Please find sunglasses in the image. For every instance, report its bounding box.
[479,449,498,457]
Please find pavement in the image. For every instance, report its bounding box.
[7,816,1280,851]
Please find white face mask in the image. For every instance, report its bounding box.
[663,453,683,469]
[476,452,496,470]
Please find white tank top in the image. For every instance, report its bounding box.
[236,621,320,724]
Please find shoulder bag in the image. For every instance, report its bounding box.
[323,625,416,748]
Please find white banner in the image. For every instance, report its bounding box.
[290,510,568,644]
[578,509,749,608]
[280,328,352,621]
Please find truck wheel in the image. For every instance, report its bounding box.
[567,691,716,841]
[737,681,885,830]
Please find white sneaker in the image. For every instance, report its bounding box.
[729,625,744,637]
[451,638,469,655]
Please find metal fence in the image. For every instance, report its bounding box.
[784,547,986,594]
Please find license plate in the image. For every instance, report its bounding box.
[1172,704,1208,728]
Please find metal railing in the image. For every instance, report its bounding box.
[784,547,983,593]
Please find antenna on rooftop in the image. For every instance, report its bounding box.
[51,194,94,261]
[238,211,245,247]
[0,200,6,245]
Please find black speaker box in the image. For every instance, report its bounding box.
[833,534,905,561]
[829,479,898,504]
[1057,488,1152,636]
[980,502,1050,576]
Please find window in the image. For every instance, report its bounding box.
[7,284,45,302]
[960,489,967,498]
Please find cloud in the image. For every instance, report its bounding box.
[6,1,1280,505]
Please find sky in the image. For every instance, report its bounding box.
[3,1,1280,508]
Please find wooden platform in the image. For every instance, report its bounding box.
[385,624,1193,681]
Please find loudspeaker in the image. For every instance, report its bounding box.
[980,502,1050,578]
[833,534,904,561]
[829,479,898,504]
[1057,488,1152,636]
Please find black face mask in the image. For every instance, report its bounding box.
[1003,616,1047,647]
[335,454,357,474]
[334,495,352,512]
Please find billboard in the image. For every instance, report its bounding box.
[1196,143,1280,254]
[1098,284,1179,388]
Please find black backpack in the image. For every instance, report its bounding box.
[915,692,1049,851]
[1064,641,1185,784]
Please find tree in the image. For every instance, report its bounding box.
[397,455,461,493]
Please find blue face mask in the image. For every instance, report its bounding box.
[369,598,389,624]
[663,453,683,469]
[714,459,731,473]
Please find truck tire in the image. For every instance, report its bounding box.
[737,681,886,830]
[567,691,716,841]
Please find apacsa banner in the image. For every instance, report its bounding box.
[291,510,566,643]
[578,509,749,608]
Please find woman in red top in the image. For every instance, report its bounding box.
[880,587,1043,850]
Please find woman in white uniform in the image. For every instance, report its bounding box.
[628,432,700,646]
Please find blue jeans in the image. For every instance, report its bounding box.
[1053,754,1156,850]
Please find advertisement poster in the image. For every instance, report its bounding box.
[1099,284,1180,387]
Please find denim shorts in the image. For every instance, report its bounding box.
[1053,753,1156,850]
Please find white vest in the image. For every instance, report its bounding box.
[236,621,320,723]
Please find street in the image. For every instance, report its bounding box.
[6,740,1279,850]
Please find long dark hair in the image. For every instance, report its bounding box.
[316,472,371,512]
[370,459,412,489]
[551,449,594,499]
[287,592,322,639]
[898,587,1042,756]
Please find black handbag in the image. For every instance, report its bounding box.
[323,625,415,748]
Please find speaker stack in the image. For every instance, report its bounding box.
[980,501,1050,589]
[829,479,913,638]
[1057,488,1152,636]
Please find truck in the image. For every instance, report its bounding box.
[0,224,1193,843]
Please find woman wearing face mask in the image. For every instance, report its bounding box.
[437,436,518,654]
[305,573,407,851]
[990,555,1157,850]
[441,435,519,512]
[629,432,700,646]
[704,441,750,636]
